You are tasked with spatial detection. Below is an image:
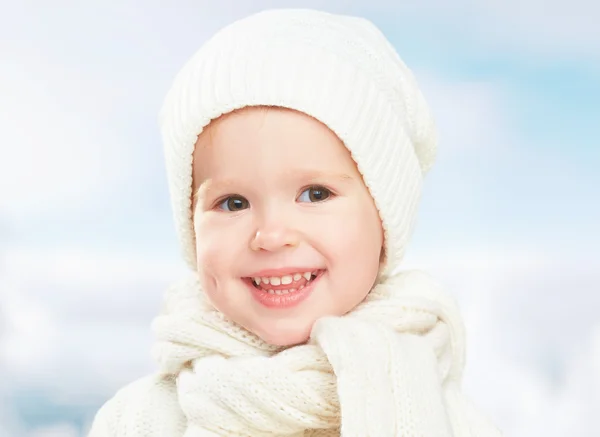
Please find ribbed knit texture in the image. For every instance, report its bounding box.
[159,8,437,277]
[88,270,502,436]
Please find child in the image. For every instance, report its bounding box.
[89,8,503,437]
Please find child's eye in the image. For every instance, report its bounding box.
[297,186,332,203]
[217,196,249,211]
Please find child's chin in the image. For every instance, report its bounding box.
[255,323,313,348]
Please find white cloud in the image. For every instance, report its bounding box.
[544,326,600,436]
[0,285,60,377]
[403,246,600,436]
[0,245,187,395]
[0,59,139,218]
[415,72,516,154]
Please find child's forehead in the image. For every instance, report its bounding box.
[204,106,321,135]
[197,106,344,155]
[193,106,362,184]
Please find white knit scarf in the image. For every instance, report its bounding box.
[152,269,497,436]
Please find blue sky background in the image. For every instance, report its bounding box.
[1,1,599,436]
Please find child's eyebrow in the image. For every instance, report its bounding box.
[288,169,355,185]
[197,170,355,198]
[195,179,236,200]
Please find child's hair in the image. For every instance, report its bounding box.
[159,9,437,277]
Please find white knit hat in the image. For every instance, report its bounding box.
[159,8,437,277]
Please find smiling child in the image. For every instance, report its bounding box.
[89,8,503,437]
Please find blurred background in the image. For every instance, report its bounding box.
[1,1,598,436]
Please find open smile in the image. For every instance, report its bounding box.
[243,269,325,308]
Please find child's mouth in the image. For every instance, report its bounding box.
[248,270,322,293]
[243,269,325,308]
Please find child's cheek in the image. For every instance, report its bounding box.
[193,216,223,278]
[194,215,243,280]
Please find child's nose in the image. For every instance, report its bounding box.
[249,226,300,252]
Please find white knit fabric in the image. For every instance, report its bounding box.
[88,8,504,437]
[159,8,436,277]
[155,270,463,436]
[89,270,502,436]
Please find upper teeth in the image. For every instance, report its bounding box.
[253,271,315,286]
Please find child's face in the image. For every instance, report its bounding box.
[192,107,383,346]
